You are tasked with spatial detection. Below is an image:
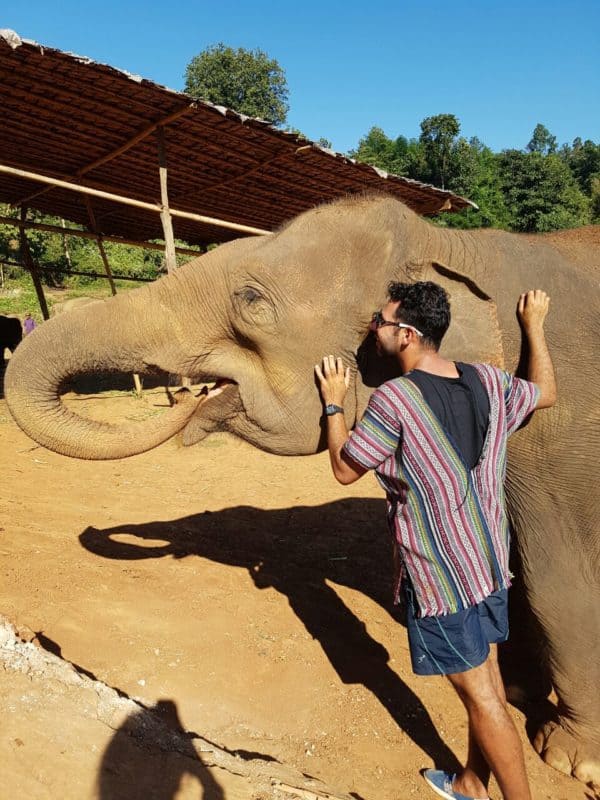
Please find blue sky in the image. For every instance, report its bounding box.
[3,1,599,154]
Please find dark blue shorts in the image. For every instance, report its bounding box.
[405,583,509,676]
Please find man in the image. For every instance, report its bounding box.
[315,282,556,800]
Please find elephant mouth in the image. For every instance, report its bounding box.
[181,378,242,446]
[196,377,236,401]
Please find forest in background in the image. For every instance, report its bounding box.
[350,115,600,232]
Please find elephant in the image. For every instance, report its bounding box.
[0,313,22,368]
[4,195,599,788]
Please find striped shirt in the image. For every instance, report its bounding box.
[343,364,539,617]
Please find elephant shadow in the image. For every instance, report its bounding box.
[80,498,461,772]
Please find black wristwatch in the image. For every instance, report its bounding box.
[324,404,344,416]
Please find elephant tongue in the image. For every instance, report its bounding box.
[204,378,235,399]
[170,378,235,405]
[181,380,241,446]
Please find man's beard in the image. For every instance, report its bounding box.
[376,337,396,358]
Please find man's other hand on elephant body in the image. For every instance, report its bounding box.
[315,280,555,800]
[517,289,556,409]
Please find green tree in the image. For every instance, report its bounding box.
[402,138,428,179]
[350,127,398,171]
[0,204,19,263]
[446,137,481,197]
[498,150,590,232]
[527,123,557,155]
[564,138,600,193]
[184,43,289,126]
[419,114,461,189]
[344,116,599,233]
[443,143,511,230]
[589,176,600,222]
[351,124,509,229]
[349,127,425,177]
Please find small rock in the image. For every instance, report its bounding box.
[0,624,13,646]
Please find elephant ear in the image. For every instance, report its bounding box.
[428,260,505,368]
[354,256,505,419]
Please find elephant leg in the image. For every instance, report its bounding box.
[499,546,552,705]
[512,497,600,789]
[533,720,600,788]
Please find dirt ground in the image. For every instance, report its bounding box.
[0,385,593,800]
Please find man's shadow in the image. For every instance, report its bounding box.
[98,699,224,799]
[80,498,460,771]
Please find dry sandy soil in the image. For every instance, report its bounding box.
[0,384,594,800]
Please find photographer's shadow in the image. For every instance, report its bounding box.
[98,699,224,799]
[80,498,459,771]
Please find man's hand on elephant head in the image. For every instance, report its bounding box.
[517,289,550,332]
[517,289,556,410]
[315,355,350,406]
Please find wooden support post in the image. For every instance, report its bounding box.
[84,198,139,392]
[156,126,177,274]
[18,207,50,320]
[95,240,117,295]
[84,198,117,296]
[132,373,143,397]
[156,126,191,388]
[60,218,73,269]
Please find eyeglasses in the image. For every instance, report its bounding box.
[370,311,423,336]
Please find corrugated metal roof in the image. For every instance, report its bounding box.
[0,29,475,246]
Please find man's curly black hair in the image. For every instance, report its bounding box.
[387,281,450,350]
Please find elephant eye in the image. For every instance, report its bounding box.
[233,285,276,327]
[238,287,262,304]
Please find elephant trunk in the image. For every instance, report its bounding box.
[4,280,202,460]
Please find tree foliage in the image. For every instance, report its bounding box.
[0,203,193,296]
[590,178,600,223]
[527,123,557,155]
[563,138,600,194]
[498,150,589,232]
[419,114,461,190]
[349,128,424,180]
[350,118,597,233]
[184,43,289,126]
[443,141,511,230]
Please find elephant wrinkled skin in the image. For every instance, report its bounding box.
[5,196,599,788]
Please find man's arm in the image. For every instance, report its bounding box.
[517,289,557,409]
[314,355,367,485]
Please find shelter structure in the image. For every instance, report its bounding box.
[0,28,475,322]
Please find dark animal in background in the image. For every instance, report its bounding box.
[0,314,22,369]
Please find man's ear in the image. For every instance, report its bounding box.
[430,261,504,367]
